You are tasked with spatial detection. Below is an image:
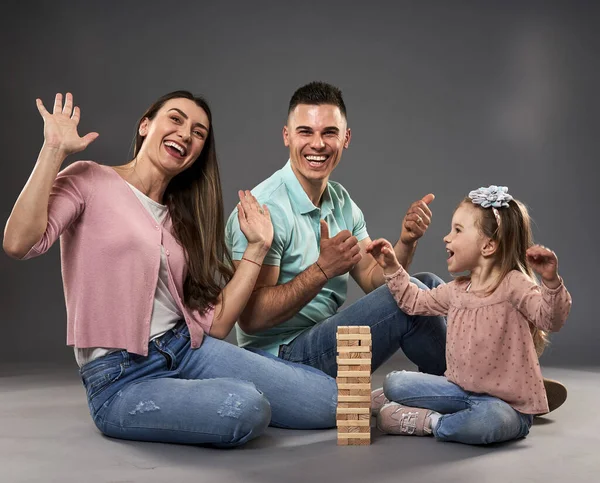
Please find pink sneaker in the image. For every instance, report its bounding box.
[371,387,389,416]
[376,402,433,436]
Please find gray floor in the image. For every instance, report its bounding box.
[2,355,599,483]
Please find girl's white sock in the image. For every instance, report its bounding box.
[428,411,442,431]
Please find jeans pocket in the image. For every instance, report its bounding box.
[277,344,288,359]
[81,362,125,400]
[175,321,191,340]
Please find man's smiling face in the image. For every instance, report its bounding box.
[283,103,351,190]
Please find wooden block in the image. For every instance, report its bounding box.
[336,420,370,427]
[337,327,349,351]
[337,371,370,378]
[338,395,371,403]
[337,432,370,439]
[336,383,371,390]
[337,346,371,353]
[349,438,371,446]
[336,358,372,365]
[352,352,371,358]
[338,386,370,395]
[336,407,370,415]
[337,402,369,409]
[336,334,372,341]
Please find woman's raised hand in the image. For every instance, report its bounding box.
[237,190,273,250]
[36,93,99,155]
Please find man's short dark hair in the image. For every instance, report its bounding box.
[288,81,347,119]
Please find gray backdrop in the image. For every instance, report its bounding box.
[1,0,598,366]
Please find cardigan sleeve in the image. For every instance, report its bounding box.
[22,161,95,259]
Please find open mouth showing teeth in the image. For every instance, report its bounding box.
[446,249,454,260]
[305,155,328,166]
[164,140,187,158]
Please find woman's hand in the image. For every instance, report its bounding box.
[526,244,560,288]
[366,238,402,275]
[237,190,272,251]
[209,192,272,338]
[36,93,98,155]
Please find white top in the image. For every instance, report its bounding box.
[74,183,182,367]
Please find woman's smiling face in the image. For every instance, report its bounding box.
[138,97,210,175]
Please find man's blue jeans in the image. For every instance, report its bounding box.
[383,371,533,445]
[278,273,447,377]
[80,322,337,447]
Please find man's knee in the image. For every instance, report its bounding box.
[412,272,445,290]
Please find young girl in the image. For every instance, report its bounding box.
[366,186,571,445]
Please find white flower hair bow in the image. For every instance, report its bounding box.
[468,185,513,208]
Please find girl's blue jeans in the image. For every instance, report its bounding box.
[80,322,337,448]
[383,371,534,445]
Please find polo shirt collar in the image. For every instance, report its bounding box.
[281,160,333,216]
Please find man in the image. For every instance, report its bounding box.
[225,81,566,414]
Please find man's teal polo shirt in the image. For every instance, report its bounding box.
[225,160,369,355]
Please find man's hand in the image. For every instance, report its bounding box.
[400,193,435,245]
[317,220,362,279]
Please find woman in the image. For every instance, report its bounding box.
[4,91,337,447]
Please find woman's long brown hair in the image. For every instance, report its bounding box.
[133,91,233,314]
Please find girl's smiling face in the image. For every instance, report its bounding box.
[443,203,489,273]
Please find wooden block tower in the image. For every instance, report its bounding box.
[336,326,372,445]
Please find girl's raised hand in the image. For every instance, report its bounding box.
[237,190,273,250]
[526,244,560,287]
[36,93,99,155]
[366,238,401,275]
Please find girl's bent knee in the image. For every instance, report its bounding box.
[382,370,413,399]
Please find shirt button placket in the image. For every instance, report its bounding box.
[156,225,163,248]
[314,211,322,243]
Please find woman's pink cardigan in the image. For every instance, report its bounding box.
[23,161,214,356]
